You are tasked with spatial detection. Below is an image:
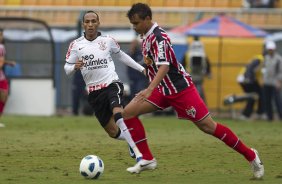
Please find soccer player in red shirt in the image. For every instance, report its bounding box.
[124,3,264,179]
[0,28,16,127]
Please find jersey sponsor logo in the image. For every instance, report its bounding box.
[79,47,85,50]
[158,40,165,60]
[88,83,107,92]
[82,54,108,69]
[185,106,196,118]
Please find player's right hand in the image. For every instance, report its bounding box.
[74,59,84,70]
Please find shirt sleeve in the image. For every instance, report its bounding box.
[108,36,120,54]
[65,40,77,64]
[64,40,77,76]
[113,50,145,73]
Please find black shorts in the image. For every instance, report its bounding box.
[88,82,124,127]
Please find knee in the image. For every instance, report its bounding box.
[198,124,213,134]
[195,118,216,135]
[122,108,134,120]
[107,129,118,138]
[104,121,120,138]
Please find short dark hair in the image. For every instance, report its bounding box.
[82,10,100,22]
[127,3,152,20]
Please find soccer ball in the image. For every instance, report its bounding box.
[79,155,104,179]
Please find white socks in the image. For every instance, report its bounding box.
[116,118,142,159]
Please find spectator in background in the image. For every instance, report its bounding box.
[262,41,282,121]
[183,36,211,103]
[0,28,16,127]
[127,38,148,100]
[237,55,265,120]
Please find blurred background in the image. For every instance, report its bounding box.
[1,0,282,117]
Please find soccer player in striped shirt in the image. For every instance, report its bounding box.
[124,3,264,179]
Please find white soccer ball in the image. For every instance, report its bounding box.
[79,155,104,179]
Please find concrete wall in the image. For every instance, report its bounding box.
[4,79,56,116]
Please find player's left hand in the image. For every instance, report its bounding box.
[142,68,147,77]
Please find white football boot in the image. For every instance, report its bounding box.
[127,158,157,174]
[0,123,5,128]
[250,148,264,179]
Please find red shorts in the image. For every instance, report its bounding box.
[147,84,209,122]
[0,79,9,91]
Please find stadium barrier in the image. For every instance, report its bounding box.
[0,6,282,29]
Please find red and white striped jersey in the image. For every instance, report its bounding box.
[0,44,6,81]
[141,23,192,95]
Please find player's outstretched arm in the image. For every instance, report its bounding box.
[115,50,144,73]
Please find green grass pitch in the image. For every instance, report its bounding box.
[0,115,282,184]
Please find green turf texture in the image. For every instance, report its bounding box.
[0,115,281,184]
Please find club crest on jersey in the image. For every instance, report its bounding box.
[186,106,196,118]
[98,41,107,50]
[144,56,153,65]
